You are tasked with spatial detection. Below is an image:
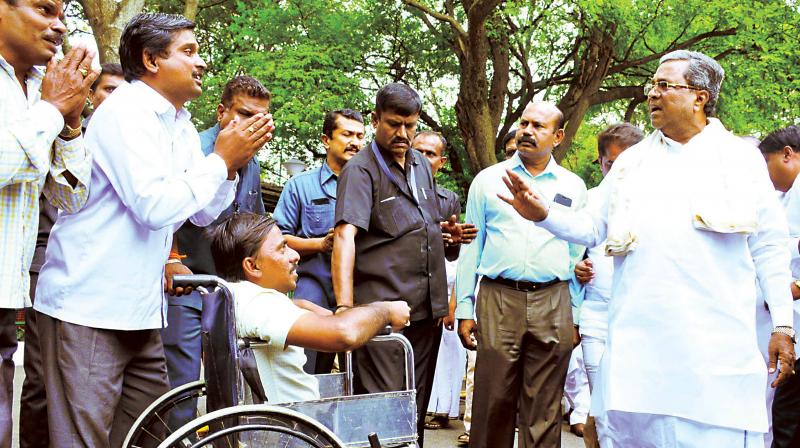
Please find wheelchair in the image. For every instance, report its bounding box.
[122,275,418,448]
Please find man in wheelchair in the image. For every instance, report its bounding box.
[207,212,411,404]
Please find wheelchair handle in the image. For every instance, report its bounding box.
[172,274,222,289]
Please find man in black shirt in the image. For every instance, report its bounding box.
[332,83,447,446]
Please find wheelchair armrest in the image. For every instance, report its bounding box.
[172,274,223,290]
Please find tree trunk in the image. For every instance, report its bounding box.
[184,0,200,21]
[79,0,145,63]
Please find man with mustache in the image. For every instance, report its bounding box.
[332,84,449,446]
[33,13,275,446]
[162,75,272,430]
[273,108,366,375]
[500,50,795,446]
[455,100,587,447]
[1,0,97,445]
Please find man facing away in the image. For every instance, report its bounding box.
[456,100,587,448]
[273,108,366,374]
[1,0,97,444]
[759,126,800,448]
[207,212,411,404]
[33,13,275,446]
[163,75,271,428]
[500,50,795,447]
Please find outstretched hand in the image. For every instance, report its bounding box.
[497,169,549,222]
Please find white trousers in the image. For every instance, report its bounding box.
[564,345,590,425]
[602,411,764,448]
[582,334,610,445]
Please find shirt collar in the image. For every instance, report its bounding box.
[130,80,192,123]
[0,54,45,88]
[319,161,337,184]
[374,141,418,170]
[508,151,559,180]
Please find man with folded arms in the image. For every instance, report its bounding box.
[500,50,795,446]
[34,13,274,446]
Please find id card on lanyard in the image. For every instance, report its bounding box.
[371,141,419,204]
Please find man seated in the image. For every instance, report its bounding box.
[207,212,410,403]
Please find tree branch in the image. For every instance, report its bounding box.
[402,0,467,38]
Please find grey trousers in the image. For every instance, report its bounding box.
[470,279,573,448]
[39,313,170,447]
[0,309,16,448]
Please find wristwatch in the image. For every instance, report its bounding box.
[59,122,81,140]
[773,326,797,344]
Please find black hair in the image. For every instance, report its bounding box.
[207,213,277,282]
[322,109,364,138]
[119,13,195,82]
[221,75,271,107]
[501,129,517,148]
[91,63,123,90]
[413,130,447,156]
[759,126,800,154]
[375,83,422,117]
[597,123,645,158]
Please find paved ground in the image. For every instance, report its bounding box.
[9,342,584,447]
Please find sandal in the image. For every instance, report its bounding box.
[424,415,450,430]
[457,432,470,445]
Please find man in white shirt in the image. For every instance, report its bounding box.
[1,0,97,445]
[499,50,796,446]
[207,213,411,404]
[34,13,275,446]
[759,126,800,448]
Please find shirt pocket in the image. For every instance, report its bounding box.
[374,197,421,238]
[302,203,335,236]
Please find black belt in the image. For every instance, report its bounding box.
[486,276,561,292]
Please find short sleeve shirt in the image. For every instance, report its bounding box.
[272,163,338,308]
[436,186,461,222]
[229,280,320,404]
[335,142,448,321]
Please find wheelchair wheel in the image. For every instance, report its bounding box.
[157,404,346,448]
[123,380,208,448]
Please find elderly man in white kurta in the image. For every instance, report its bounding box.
[499,50,796,447]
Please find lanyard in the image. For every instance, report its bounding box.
[371,141,419,204]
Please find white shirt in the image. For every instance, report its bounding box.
[35,81,237,330]
[229,281,320,404]
[778,175,800,358]
[540,123,793,432]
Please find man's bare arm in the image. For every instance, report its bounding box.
[332,223,358,307]
[285,228,334,257]
[287,301,410,352]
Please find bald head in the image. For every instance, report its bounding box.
[515,101,565,169]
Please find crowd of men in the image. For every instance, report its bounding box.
[1,1,799,447]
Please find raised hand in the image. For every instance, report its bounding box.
[214,113,275,178]
[41,44,99,128]
[497,169,549,222]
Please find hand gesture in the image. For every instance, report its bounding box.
[768,332,796,388]
[164,262,194,296]
[575,259,594,284]
[459,223,478,244]
[214,113,275,177]
[41,45,99,128]
[440,215,462,245]
[458,319,478,350]
[385,301,411,332]
[497,169,549,222]
[320,228,335,253]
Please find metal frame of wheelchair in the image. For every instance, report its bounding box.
[123,275,418,448]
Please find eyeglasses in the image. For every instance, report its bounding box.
[644,80,703,96]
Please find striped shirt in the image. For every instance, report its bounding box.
[0,55,91,309]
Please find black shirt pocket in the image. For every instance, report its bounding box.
[374,197,422,238]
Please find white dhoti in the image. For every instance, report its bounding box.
[564,344,590,425]
[426,324,466,417]
[603,411,764,448]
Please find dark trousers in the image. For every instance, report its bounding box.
[470,280,573,448]
[0,309,16,448]
[772,362,800,448]
[20,273,48,448]
[39,313,170,447]
[161,301,202,429]
[353,317,441,447]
